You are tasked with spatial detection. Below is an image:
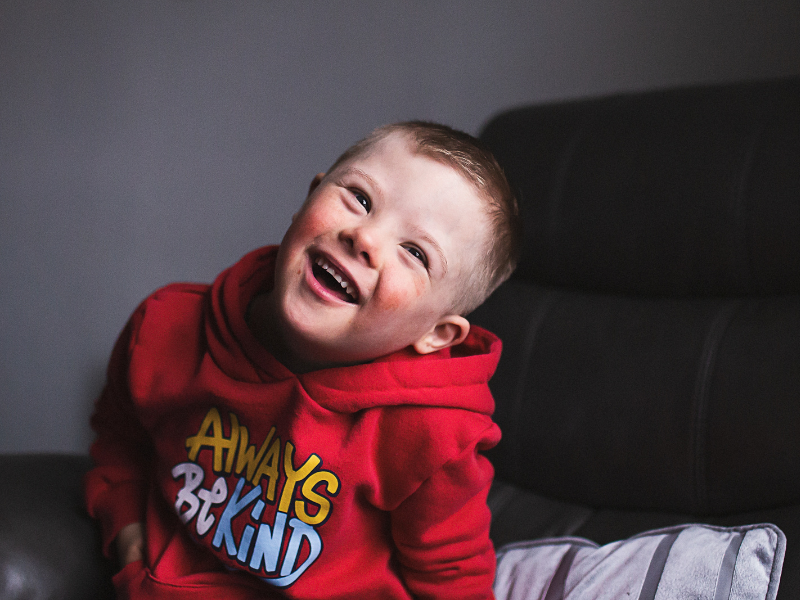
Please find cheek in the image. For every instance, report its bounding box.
[377,273,426,312]
[286,201,341,243]
[289,211,331,240]
[380,290,406,312]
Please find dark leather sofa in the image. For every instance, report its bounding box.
[2,77,799,599]
[472,76,800,598]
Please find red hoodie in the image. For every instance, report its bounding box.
[85,246,502,599]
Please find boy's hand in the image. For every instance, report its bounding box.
[116,522,145,567]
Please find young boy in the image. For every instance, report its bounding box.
[85,122,521,599]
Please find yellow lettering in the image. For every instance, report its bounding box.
[187,413,339,521]
[225,413,240,473]
[185,407,239,472]
[296,470,340,525]
[252,436,281,501]
[278,443,321,513]
[235,425,276,482]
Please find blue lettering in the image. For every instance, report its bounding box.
[249,511,287,573]
[211,477,262,556]
[237,525,256,563]
[264,517,322,588]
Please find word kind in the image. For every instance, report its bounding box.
[172,407,340,587]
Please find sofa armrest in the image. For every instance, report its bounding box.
[0,454,114,600]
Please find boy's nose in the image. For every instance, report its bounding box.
[340,225,382,267]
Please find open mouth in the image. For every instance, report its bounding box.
[312,256,359,303]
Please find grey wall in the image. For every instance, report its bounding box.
[2,0,800,454]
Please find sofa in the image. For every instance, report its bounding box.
[1,76,798,599]
[472,76,800,598]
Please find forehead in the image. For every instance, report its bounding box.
[339,132,481,201]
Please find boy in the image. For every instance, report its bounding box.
[85,122,521,599]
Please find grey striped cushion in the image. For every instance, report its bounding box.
[494,523,785,600]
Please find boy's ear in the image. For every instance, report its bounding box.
[412,315,471,355]
[308,172,326,196]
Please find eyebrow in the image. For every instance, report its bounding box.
[339,167,449,276]
[338,167,382,197]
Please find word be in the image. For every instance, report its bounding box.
[173,463,321,587]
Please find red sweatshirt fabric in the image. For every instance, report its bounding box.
[85,246,502,599]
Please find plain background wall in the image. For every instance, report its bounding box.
[2,0,800,455]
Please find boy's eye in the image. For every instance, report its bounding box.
[352,190,370,212]
[403,245,428,267]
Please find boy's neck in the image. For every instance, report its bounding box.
[247,292,300,373]
[247,292,351,374]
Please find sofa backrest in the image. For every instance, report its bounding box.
[472,78,800,516]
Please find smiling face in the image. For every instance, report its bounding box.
[256,132,490,372]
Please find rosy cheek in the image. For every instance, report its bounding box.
[291,208,335,239]
[379,290,406,311]
[377,276,424,312]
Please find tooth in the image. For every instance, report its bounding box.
[340,280,347,288]
[334,274,342,283]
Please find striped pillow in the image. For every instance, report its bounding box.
[494,523,785,600]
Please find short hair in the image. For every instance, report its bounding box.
[328,121,522,315]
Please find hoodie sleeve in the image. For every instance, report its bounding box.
[84,303,153,557]
[390,424,500,600]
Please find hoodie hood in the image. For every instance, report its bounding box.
[206,246,501,415]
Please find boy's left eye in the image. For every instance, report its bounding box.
[352,191,370,212]
[403,245,427,267]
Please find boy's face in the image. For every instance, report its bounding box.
[266,132,489,372]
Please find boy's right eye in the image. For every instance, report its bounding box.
[352,190,371,212]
